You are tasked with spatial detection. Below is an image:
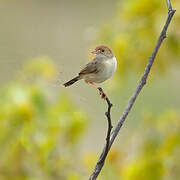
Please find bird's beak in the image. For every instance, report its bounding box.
[91,50,97,54]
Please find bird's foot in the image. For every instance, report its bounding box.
[98,87,107,100]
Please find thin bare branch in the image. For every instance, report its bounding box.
[166,0,172,11]
[89,0,176,179]
[89,87,113,180]
[97,87,113,164]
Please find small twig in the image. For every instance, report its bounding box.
[97,87,113,164]
[89,0,176,179]
[89,88,113,180]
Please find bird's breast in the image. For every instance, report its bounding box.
[83,56,117,83]
[105,57,117,72]
[95,56,117,83]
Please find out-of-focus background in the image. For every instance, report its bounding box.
[0,0,180,179]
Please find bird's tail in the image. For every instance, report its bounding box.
[63,76,81,87]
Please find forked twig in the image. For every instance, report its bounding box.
[89,1,176,179]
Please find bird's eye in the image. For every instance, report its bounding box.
[101,49,105,52]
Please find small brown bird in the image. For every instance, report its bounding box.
[64,45,117,96]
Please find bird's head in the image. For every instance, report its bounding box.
[91,45,114,59]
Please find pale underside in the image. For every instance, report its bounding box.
[79,57,117,83]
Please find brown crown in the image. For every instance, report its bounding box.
[95,45,113,54]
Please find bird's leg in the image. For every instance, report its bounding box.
[85,80,98,89]
[84,80,106,99]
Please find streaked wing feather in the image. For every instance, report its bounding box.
[79,61,98,75]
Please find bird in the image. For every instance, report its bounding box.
[63,45,117,98]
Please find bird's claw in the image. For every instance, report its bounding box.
[98,87,107,100]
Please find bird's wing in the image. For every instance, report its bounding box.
[79,59,99,75]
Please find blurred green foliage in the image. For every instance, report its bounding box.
[0,0,179,179]
[0,58,87,180]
